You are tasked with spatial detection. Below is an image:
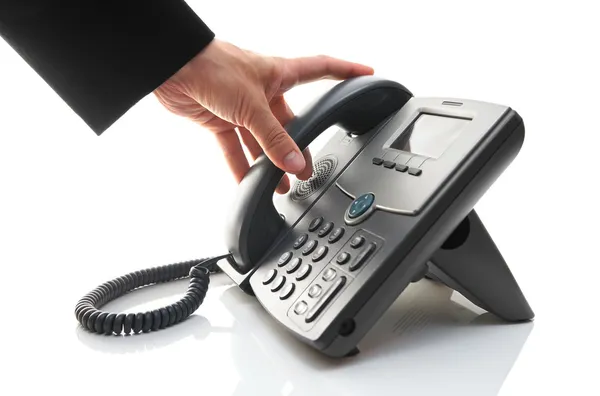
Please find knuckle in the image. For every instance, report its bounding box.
[264,124,288,150]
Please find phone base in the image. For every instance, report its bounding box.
[344,347,360,357]
[425,210,534,322]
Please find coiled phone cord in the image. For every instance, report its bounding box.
[74,254,231,335]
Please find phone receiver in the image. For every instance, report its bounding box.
[224,76,413,273]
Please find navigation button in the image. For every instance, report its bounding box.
[372,157,384,165]
[383,160,396,169]
[347,193,375,219]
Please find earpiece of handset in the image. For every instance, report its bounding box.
[224,75,413,274]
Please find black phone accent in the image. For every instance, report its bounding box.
[223,76,412,274]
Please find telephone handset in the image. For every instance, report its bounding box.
[224,77,412,275]
[75,76,533,358]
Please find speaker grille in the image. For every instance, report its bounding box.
[291,155,338,201]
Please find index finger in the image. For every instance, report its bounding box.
[280,55,374,91]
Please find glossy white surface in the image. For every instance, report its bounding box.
[1,0,599,395]
[76,277,532,396]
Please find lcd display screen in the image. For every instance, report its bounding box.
[390,113,471,158]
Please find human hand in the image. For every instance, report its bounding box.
[154,39,374,193]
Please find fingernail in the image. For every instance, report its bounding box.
[283,151,306,173]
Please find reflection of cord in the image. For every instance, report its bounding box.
[74,254,231,335]
[76,315,233,354]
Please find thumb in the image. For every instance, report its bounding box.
[245,103,306,174]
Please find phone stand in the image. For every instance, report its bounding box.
[425,210,533,322]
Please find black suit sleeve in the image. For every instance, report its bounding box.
[0,0,214,135]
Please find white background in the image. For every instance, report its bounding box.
[1,1,598,395]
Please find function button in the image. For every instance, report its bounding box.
[296,264,312,281]
[286,257,302,274]
[336,252,351,265]
[317,222,334,237]
[328,227,345,243]
[372,157,384,165]
[308,284,322,298]
[308,217,324,232]
[262,269,277,285]
[293,233,308,249]
[271,275,286,292]
[408,167,422,176]
[279,283,295,300]
[322,268,337,282]
[350,242,377,271]
[350,235,365,248]
[383,160,396,169]
[312,245,329,262]
[294,301,308,315]
[395,164,408,172]
[277,251,293,267]
[302,240,318,255]
[347,193,375,219]
[306,276,347,323]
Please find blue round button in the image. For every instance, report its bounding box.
[347,193,375,219]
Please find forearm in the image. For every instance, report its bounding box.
[0,0,214,134]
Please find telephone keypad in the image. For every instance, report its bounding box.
[336,252,350,265]
[263,269,277,285]
[322,268,337,282]
[328,227,345,243]
[271,275,286,292]
[277,252,292,267]
[317,222,334,237]
[350,236,365,248]
[308,284,322,298]
[349,242,377,271]
[296,264,312,280]
[302,240,318,255]
[286,257,302,274]
[312,245,328,262]
[308,217,324,232]
[294,301,308,315]
[293,233,308,249]
[279,283,295,300]
[305,276,347,323]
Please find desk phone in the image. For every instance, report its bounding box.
[75,76,534,358]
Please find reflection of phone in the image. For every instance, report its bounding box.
[218,279,533,396]
[75,76,534,358]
